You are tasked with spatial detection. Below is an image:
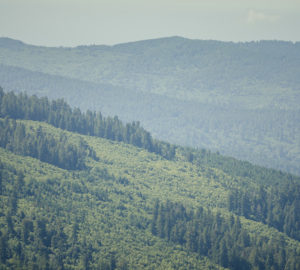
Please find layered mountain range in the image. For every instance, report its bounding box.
[0,36,299,175]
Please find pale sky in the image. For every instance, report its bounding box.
[1,0,300,46]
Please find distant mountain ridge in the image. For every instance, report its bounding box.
[0,36,299,175]
[1,36,299,110]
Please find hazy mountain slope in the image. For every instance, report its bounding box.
[1,36,299,108]
[0,37,299,175]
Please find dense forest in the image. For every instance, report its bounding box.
[151,201,300,269]
[1,37,299,175]
[1,89,300,269]
[227,182,300,241]
[0,118,97,170]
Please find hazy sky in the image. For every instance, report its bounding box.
[1,0,300,46]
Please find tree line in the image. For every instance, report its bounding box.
[0,118,97,170]
[0,88,176,160]
[1,87,299,187]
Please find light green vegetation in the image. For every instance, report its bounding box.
[1,118,300,269]
[0,120,229,269]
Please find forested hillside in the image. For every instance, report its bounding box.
[1,90,300,269]
[0,37,299,175]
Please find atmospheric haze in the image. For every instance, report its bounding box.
[1,0,300,46]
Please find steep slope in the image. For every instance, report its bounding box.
[0,37,299,175]
[1,119,300,269]
[1,92,300,269]
[0,144,226,270]
[1,89,298,188]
